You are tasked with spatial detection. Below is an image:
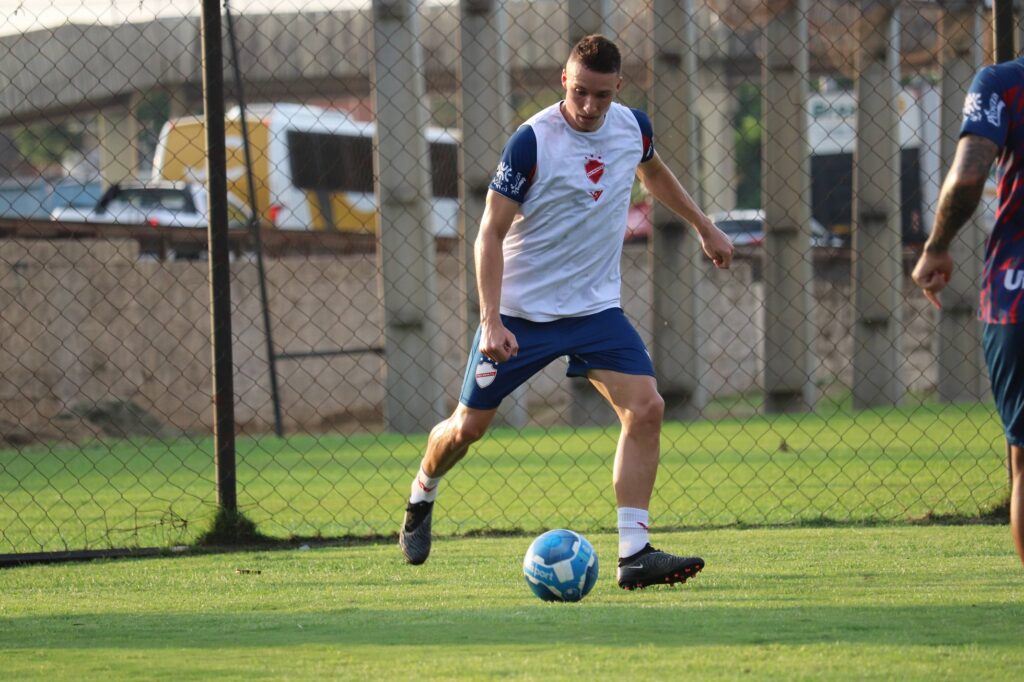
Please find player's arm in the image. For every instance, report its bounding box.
[912,134,998,308]
[636,151,734,269]
[474,190,520,362]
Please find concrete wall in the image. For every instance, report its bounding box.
[0,238,941,441]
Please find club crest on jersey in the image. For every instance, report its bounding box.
[475,359,497,388]
[584,155,604,184]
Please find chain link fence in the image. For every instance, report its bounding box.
[0,0,1012,556]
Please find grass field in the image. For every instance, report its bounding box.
[1,526,1022,680]
[0,400,1011,553]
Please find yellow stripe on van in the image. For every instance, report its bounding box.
[304,190,376,233]
[330,193,376,233]
[157,117,272,223]
[225,119,271,220]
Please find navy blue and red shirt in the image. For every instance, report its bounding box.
[962,59,1024,324]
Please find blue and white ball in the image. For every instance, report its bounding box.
[522,529,599,602]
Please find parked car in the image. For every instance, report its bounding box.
[50,181,250,228]
[0,178,102,220]
[709,209,845,249]
[623,205,844,249]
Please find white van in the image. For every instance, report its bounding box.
[152,103,459,236]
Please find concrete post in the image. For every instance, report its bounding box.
[371,0,445,433]
[97,104,139,188]
[936,1,988,402]
[458,0,526,427]
[167,85,191,120]
[599,0,616,42]
[568,0,603,45]
[649,0,708,420]
[698,69,737,214]
[1016,0,1024,55]
[852,3,904,409]
[762,0,816,413]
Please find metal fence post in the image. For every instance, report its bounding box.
[201,0,237,512]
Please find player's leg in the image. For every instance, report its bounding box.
[419,404,498,482]
[564,308,704,588]
[588,368,704,589]
[1010,442,1024,565]
[982,321,1024,566]
[399,405,496,565]
[401,315,558,565]
[587,369,663,510]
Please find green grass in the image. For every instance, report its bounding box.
[0,400,1010,553]
[1,526,1022,680]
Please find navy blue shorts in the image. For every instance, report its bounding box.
[459,307,655,410]
[983,322,1024,447]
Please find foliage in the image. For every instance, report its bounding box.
[733,82,762,209]
[13,122,83,171]
[135,90,172,174]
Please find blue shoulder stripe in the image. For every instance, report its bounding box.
[488,124,536,203]
[630,108,655,162]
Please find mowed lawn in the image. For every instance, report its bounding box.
[1,526,1022,680]
[0,401,1010,553]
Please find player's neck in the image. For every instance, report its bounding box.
[559,101,607,133]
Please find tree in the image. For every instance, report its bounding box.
[733,83,761,209]
[13,122,83,174]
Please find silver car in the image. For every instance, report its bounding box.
[51,181,249,228]
[709,209,845,249]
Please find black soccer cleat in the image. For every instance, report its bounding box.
[616,543,704,590]
[399,500,434,565]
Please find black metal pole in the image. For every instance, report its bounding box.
[201,0,237,512]
[995,0,1015,63]
[225,0,285,437]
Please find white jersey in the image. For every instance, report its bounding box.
[488,101,654,322]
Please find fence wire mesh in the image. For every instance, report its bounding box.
[0,0,1012,555]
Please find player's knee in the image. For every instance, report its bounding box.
[452,413,489,446]
[622,392,664,432]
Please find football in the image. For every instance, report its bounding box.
[522,529,599,602]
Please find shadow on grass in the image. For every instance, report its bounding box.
[2,602,1022,650]
[5,497,1010,568]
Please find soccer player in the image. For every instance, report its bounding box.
[911,59,1024,566]
[400,35,734,588]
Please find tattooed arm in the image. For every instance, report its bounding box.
[926,135,999,253]
[912,134,999,308]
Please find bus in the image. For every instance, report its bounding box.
[152,103,460,236]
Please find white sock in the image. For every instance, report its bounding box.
[617,507,650,558]
[409,467,442,504]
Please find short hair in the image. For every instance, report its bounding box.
[568,34,621,74]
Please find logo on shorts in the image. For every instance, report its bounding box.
[584,155,604,184]
[475,360,497,388]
